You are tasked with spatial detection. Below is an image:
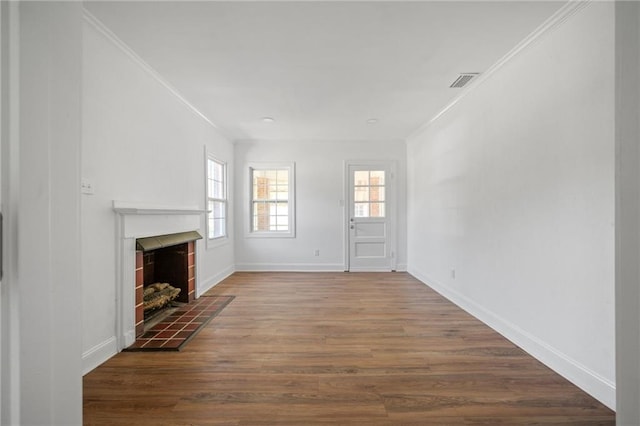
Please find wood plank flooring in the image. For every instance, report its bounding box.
[83,272,615,425]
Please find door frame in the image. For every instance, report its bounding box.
[343,160,397,272]
[1,2,20,423]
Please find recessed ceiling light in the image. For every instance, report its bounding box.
[366,118,379,125]
[262,117,275,123]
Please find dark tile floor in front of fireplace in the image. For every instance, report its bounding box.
[125,295,234,351]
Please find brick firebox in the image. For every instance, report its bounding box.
[134,241,196,337]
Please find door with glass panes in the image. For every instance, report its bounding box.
[347,162,394,271]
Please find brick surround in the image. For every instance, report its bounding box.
[135,240,197,338]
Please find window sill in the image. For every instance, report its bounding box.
[246,231,296,239]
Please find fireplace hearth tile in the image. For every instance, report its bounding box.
[124,295,234,352]
[156,330,177,339]
[143,340,166,349]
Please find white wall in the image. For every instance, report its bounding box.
[234,140,407,271]
[16,2,83,424]
[81,14,235,373]
[406,3,615,408]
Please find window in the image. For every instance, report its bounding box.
[207,156,227,241]
[249,163,295,237]
[353,170,385,218]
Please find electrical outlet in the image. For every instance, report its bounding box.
[451,269,456,279]
[314,249,320,257]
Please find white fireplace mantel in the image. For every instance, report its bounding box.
[113,200,205,216]
[113,201,205,350]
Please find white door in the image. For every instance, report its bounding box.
[346,162,395,272]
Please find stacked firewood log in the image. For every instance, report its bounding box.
[143,282,181,312]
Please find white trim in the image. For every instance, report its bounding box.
[206,237,230,250]
[82,336,118,376]
[344,160,397,272]
[246,162,296,238]
[235,263,345,272]
[348,266,396,273]
[82,9,222,133]
[408,266,616,410]
[407,0,592,142]
[197,264,235,297]
[1,3,20,423]
[113,200,204,216]
[113,203,204,351]
[205,152,229,246]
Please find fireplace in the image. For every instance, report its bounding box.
[113,201,205,350]
[134,231,201,337]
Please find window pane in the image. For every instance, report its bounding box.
[253,201,270,231]
[213,201,225,219]
[370,171,385,186]
[207,177,214,198]
[213,162,224,181]
[370,202,385,218]
[276,186,288,200]
[370,186,385,202]
[354,171,369,186]
[275,215,288,230]
[264,170,277,181]
[267,185,280,200]
[276,169,289,185]
[354,187,369,202]
[213,218,225,238]
[254,176,267,199]
[354,203,369,217]
[275,202,288,216]
[208,218,215,239]
[213,181,223,199]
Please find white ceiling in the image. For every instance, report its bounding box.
[85,1,565,142]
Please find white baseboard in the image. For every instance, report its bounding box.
[82,336,118,375]
[408,266,616,410]
[197,264,235,296]
[349,266,397,272]
[395,263,408,272]
[235,262,345,272]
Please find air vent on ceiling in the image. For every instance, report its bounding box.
[450,73,480,88]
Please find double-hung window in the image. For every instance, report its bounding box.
[207,156,227,242]
[249,162,295,237]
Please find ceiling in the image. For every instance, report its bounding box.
[85,1,565,142]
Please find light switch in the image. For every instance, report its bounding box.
[81,178,95,195]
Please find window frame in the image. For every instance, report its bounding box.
[247,162,296,238]
[206,154,228,248]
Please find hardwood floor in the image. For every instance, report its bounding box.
[83,272,615,425]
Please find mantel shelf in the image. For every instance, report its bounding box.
[113,201,205,216]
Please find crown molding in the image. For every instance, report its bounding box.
[407,0,592,144]
[82,8,221,132]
